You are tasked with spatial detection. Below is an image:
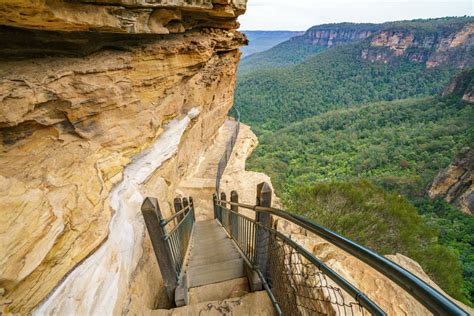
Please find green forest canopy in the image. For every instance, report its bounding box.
[236,17,474,306]
[246,93,473,304]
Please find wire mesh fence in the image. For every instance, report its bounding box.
[217,203,370,315]
[265,231,367,316]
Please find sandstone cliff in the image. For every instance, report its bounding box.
[429,148,473,214]
[0,1,247,314]
[302,23,380,48]
[428,71,473,214]
[361,20,474,68]
[0,0,246,34]
[442,68,474,103]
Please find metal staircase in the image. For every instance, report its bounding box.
[140,108,469,315]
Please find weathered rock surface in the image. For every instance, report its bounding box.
[429,148,474,214]
[221,123,472,315]
[303,23,379,47]
[147,291,275,315]
[442,68,474,103]
[220,123,281,211]
[0,0,245,34]
[0,1,246,310]
[362,22,474,68]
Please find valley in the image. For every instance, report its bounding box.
[236,17,474,306]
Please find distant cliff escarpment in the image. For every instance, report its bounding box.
[301,23,381,47]
[362,20,474,68]
[239,18,474,74]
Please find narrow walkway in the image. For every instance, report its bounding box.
[187,219,244,288]
[178,120,238,220]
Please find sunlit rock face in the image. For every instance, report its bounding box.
[429,148,473,214]
[303,23,379,48]
[0,0,246,34]
[0,0,247,313]
[361,23,474,68]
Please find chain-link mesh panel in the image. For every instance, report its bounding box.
[265,232,366,316]
[218,205,369,316]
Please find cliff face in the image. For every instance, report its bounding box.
[442,68,474,103]
[0,0,246,34]
[429,148,474,214]
[361,22,474,68]
[428,71,473,214]
[302,23,380,48]
[0,1,246,314]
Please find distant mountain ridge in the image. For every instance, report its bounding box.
[239,17,474,74]
[238,22,383,73]
[236,17,474,132]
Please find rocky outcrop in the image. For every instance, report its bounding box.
[302,23,380,48]
[442,68,474,103]
[0,1,246,314]
[361,21,474,68]
[0,0,245,35]
[428,148,474,214]
[428,71,474,214]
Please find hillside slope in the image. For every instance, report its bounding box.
[239,17,474,75]
[247,79,474,305]
[239,23,380,74]
[236,17,474,133]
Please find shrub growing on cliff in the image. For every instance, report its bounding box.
[286,180,470,304]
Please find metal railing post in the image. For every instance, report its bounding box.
[231,190,239,240]
[182,197,189,215]
[220,192,227,226]
[141,197,177,302]
[173,197,184,222]
[189,197,195,222]
[255,182,272,278]
[213,193,218,219]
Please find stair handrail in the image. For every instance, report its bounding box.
[141,196,196,303]
[215,183,469,316]
[160,203,192,226]
[215,107,240,194]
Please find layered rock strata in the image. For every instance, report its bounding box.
[303,23,379,47]
[0,0,246,34]
[429,148,473,214]
[0,1,247,313]
[362,22,474,68]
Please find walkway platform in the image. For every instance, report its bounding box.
[186,220,245,288]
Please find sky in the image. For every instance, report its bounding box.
[238,0,474,31]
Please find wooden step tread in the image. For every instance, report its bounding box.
[188,258,244,288]
[185,219,244,288]
[189,249,241,267]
